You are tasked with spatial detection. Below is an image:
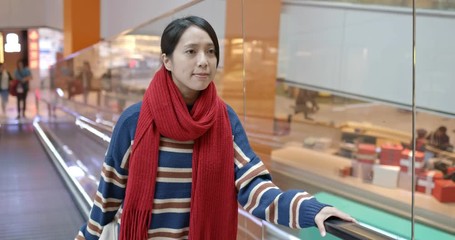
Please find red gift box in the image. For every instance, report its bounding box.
[416,170,443,195]
[432,180,455,203]
[379,144,403,166]
[400,149,424,174]
[355,143,377,164]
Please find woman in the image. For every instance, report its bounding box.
[14,59,32,119]
[0,63,13,116]
[76,16,354,240]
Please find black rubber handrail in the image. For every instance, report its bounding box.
[324,217,398,240]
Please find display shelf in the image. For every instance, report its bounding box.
[270,146,455,234]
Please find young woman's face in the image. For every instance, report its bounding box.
[162,26,217,100]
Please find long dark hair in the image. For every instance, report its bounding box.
[161,16,220,67]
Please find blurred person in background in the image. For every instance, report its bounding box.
[77,61,93,104]
[14,59,32,119]
[412,128,428,152]
[295,88,319,121]
[427,126,452,151]
[0,63,13,116]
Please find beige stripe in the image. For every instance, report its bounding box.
[156,177,192,183]
[245,182,277,212]
[75,232,85,240]
[161,137,193,144]
[86,221,102,236]
[158,167,192,173]
[103,162,128,179]
[120,141,133,169]
[236,164,269,190]
[291,193,311,228]
[154,198,191,203]
[157,171,192,179]
[153,201,191,210]
[152,208,190,214]
[267,193,281,224]
[160,140,194,149]
[148,228,189,239]
[159,146,193,153]
[234,142,249,167]
[94,193,122,212]
[269,201,276,223]
[101,168,127,187]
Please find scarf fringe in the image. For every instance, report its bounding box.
[119,209,152,240]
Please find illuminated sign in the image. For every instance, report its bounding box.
[0,34,3,63]
[4,33,21,53]
[28,29,39,69]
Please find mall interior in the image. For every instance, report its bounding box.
[0,0,454,239]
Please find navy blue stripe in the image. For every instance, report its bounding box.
[150,212,191,229]
[154,182,192,199]
[158,152,193,168]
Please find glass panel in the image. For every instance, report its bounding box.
[287,0,455,11]
[240,0,451,239]
[414,2,455,239]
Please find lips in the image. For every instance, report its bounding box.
[193,73,210,76]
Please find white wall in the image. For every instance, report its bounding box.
[0,0,63,30]
[101,0,195,40]
[126,1,227,67]
[128,1,226,39]
[278,2,455,115]
[0,0,195,38]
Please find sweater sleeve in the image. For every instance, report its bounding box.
[227,106,329,229]
[76,103,140,240]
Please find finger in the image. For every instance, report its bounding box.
[315,218,327,237]
[337,211,356,222]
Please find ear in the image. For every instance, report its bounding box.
[161,53,172,71]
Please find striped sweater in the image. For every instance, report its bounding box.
[76,102,327,240]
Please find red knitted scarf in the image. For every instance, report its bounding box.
[119,66,237,240]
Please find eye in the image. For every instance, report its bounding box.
[207,49,215,55]
[185,49,195,55]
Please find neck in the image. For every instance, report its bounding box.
[181,92,199,105]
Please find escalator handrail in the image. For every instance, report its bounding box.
[324,217,401,240]
[39,94,114,135]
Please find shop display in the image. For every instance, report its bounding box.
[352,144,377,181]
[400,149,424,174]
[397,172,414,191]
[432,180,455,203]
[351,160,373,182]
[379,144,403,166]
[338,166,352,177]
[355,143,377,163]
[416,170,444,195]
[372,165,400,188]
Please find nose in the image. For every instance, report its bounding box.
[197,52,208,68]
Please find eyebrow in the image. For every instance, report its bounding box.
[183,42,215,48]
